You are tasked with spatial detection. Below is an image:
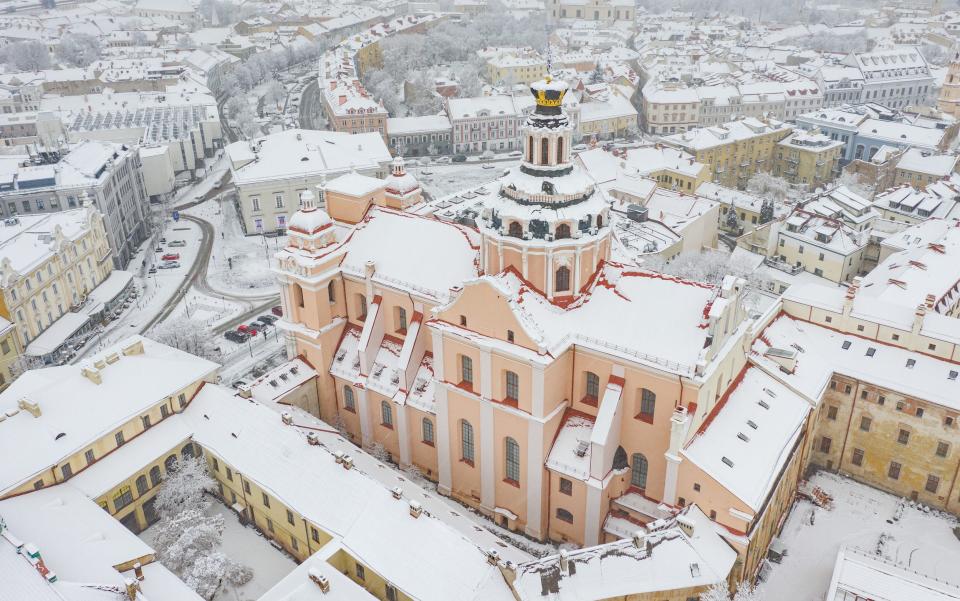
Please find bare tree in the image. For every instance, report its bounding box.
[4,41,51,71]
[148,317,222,362]
[56,33,102,67]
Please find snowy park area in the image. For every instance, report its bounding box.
[416,159,519,199]
[185,198,284,294]
[762,471,960,600]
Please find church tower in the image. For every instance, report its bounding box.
[938,48,960,118]
[477,75,611,303]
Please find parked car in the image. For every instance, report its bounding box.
[161,253,180,261]
[168,240,187,247]
[482,163,495,169]
[160,237,167,243]
[158,261,180,269]
[224,331,241,342]
[237,324,249,333]
[436,156,452,164]
[271,305,283,317]
[452,154,467,163]
[155,246,163,252]
[257,314,278,325]
[508,150,522,157]
[248,325,260,336]
[573,144,587,151]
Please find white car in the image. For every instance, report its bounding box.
[168,240,186,247]
[436,156,452,164]
[158,261,180,269]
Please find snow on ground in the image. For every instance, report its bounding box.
[140,502,297,601]
[417,159,519,199]
[217,334,287,385]
[185,198,284,294]
[169,289,245,329]
[762,471,960,601]
[72,218,205,361]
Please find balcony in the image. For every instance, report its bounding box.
[764,257,803,275]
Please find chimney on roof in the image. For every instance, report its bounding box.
[18,399,41,418]
[124,578,140,601]
[631,529,645,549]
[676,515,696,538]
[122,340,144,356]
[81,365,102,385]
[487,549,500,565]
[843,276,862,318]
[133,562,144,581]
[308,567,330,593]
[391,486,402,500]
[408,499,422,518]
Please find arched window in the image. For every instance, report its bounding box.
[181,444,195,460]
[381,400,393,427]
[327,281,336,304]
[292,283,304,308]
[585,371,600,400]
[556,266,571,292]
[555,223,571,239]
[541,137,549,164]
[556,136,564,163]
[164,454,178,474]
[505,437,520,482]
[461,420,475,463]
[136,475,148,496]
[422,418,434,444]
[343,385,355,411]
[505,370,519,401]
[597,214,603,228]
[149,466,162,487]
[556,508,574,523]
[508,221,523,238]
[527,135,534,163]
[631,453,648,489]
[638,389,656,421]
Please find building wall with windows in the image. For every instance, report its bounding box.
[0,208,112,348]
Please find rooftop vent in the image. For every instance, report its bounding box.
[574,441,589,457]
[308,567,330,593]
[721,456,734,467]
[409,499,422,518]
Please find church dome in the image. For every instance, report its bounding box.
[288,189,332,236]
[384,156,420,196]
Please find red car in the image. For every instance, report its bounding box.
[237,324,249,333]
[161,253,180,261]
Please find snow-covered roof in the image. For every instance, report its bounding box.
[447,95,520,120]
[826,545,960,601]
[386,115,452,135]
[340,207,479,302]
[859,224,960,313]
[451,264,717,376]
[859,118,945,150]
[0,208,96,277]
[545,413,595,480]
[228,130,391,187]
[896,148,958,177]
[247,357,318,404]
[662,118,791,152]
[0,484,204,601]
[185,384,516,601]
[0,336,219,494]
[753,313,960,412]
[682,367,810,512]
[511,505,736,600]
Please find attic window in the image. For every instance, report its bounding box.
[721,456,734,467]
[842,341,852,350]
[866,348,876,357]
[758,400,770,410]
[300,156,309,161]
[950,370,958,381]
[290,366,299,375]
[763,387,777,398]
[55,432,66,440]
[269,380,278,387]
[737,432,750,442]
[906,359,916,369]
[747,420,758,429]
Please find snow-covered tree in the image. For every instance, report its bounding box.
[154,508,225,570]
[154,457,216,518]
[732,583,763,601]
[837,171,875,200]
[746,172,799,204]
[700,582,733,601]
[262,79,286,111]
[151,456,253,600]
[4,41,51,71]
[590,63,604,84]
[149,317,222,362]
[56,33,101,67]
[177,34,196,50]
